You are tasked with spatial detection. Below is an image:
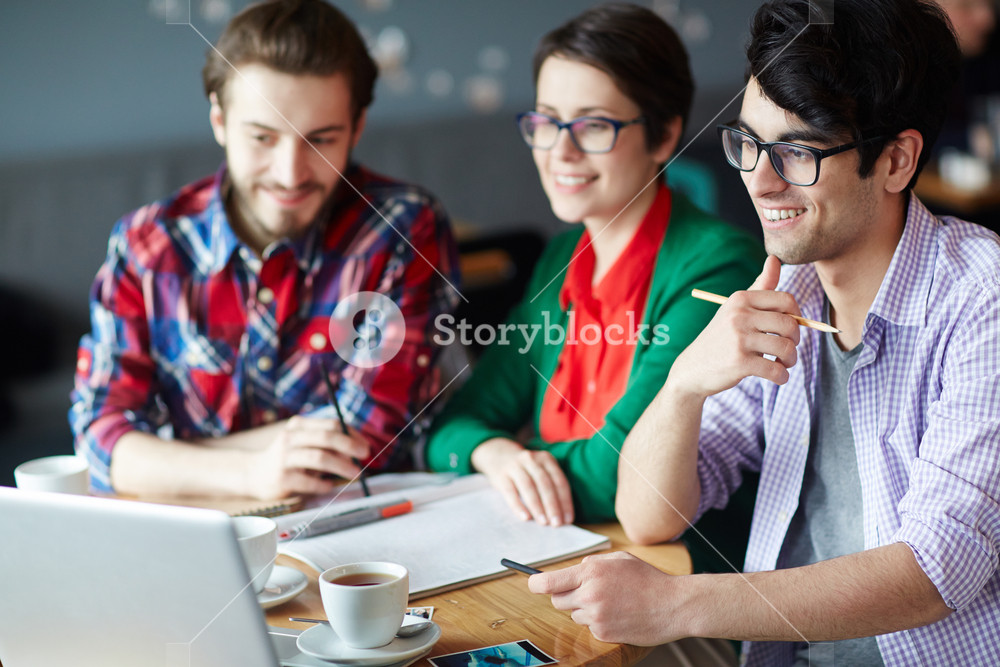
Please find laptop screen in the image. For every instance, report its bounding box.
[0,487,279,667]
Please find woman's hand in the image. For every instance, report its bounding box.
[471,437,575,526]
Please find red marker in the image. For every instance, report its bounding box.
[279,500,413,541]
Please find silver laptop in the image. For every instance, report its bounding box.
[0,486,327,667]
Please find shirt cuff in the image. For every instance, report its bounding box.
[895,462,999,610]
[425,426,510,474]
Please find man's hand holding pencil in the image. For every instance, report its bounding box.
[671,256,812,399]
[243,415,372,500]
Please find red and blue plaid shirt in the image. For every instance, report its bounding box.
[71,164,460,492]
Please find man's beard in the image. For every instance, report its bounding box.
[227,178,340,252]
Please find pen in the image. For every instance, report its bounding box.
[691,288,841,334]
[319,359,371,497]
[501,558,542,575]
[279,499,413,541]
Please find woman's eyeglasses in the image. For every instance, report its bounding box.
[516,111,644,154]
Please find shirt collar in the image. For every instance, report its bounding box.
[559,184,672,309]
[205,164,241,275]
[866,194,937,328]
[778,262,826,324]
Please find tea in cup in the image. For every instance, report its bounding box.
[319,561,408,648]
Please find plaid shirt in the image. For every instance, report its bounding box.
[695,196,1000,666]
[71,164,460,493]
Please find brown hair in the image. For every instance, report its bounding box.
[202,0,377,123]
[532,2,693,152]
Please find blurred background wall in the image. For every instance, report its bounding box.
[0,0,761,486]
[2,0,752,159]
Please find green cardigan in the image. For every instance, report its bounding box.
[427,192,765,530]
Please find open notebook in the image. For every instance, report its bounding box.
[274,474,610,599]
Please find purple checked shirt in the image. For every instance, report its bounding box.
[694,196,1000,666]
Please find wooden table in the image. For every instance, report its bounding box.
[267,523,691,666]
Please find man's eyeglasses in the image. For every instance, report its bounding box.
[717,124,886,187]
[516,111,644,154]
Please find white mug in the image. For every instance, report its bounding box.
[232,516,277,594]
[319,561,409,649]
[14,455,89,494]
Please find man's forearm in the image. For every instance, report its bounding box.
[683,543,952,643]
[616,380,706,545]
[110,430,258,497]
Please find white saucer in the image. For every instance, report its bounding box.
[279,648,432,667]
[296,621,441,665]
[258,565,308,609]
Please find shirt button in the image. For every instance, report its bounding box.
[416,353,429,368]
[449,453,459,469]
[587,380,597,394]
[800,435,810,447]
[778,511,788,522]
[239,248,252,261]
[76,357,90,373]
[262,409,278,423]
[309,332,328,351]
[258,287,275,305]
[257,356,273,372]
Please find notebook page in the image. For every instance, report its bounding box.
[277,474,609,599]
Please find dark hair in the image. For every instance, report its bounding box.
[532,2,693,152]
[202,0,377,124]
[747,0,961,189]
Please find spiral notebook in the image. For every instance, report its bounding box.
[124,493,303,517]
[273,473,610,599]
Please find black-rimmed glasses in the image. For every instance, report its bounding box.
[517,111,644,154]
[717,124,886,186]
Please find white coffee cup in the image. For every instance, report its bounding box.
[319,561,409,649]
[232,516,277,594]
[14,455,89,494]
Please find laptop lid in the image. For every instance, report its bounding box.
[0,487,279,667]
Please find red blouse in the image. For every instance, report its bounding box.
[539,185,672,442]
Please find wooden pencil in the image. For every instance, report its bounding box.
[691,288,841,334]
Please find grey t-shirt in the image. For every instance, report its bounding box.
[781,309,884,666]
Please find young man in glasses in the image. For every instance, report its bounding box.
[529,1,1000,665]
[70,0,459,499]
